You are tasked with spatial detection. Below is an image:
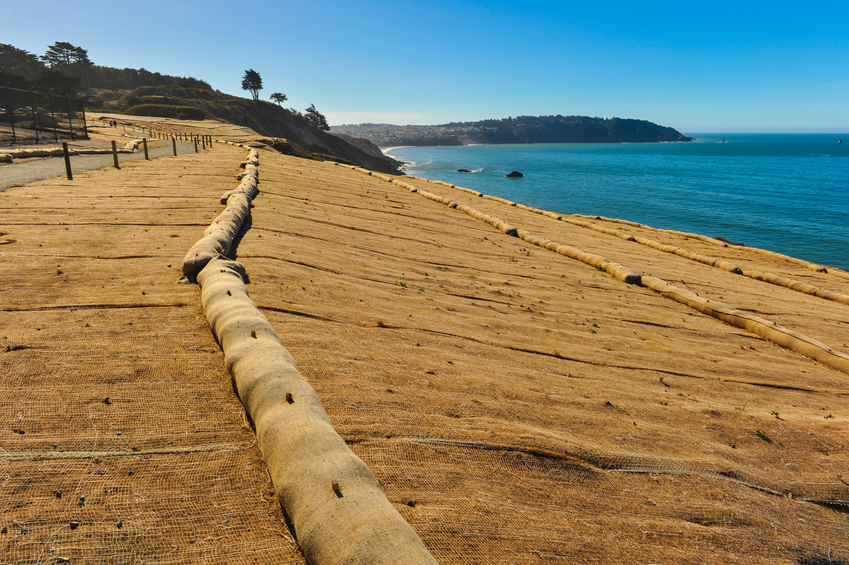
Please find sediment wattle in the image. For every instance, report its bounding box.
[348,165,849,376]
[198,258,437,565]
[186,150,438,565]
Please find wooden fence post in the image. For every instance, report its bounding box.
[62,142,72,180]
[112,140,120,168]
[143,138,149,160]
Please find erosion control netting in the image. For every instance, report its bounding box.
[0,147,305,564]
[187,149,437,564]
[2,143,848,564]
[233,154,848,564]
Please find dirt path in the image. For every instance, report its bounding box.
[0,140,196,191]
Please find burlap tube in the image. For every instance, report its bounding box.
[197,258,438,565]
[641,276,849,374]
[182,151,259,277]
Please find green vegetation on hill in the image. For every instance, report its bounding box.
[0,42,210,97]
[463,115,693,143]
[110,85,401,174]
[333,115,693,147]
[123,104,209,120]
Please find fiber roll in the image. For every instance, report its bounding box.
[239,149,260,168]
[197,259,438,565]
[182,151,260,277]
[641,276,849,375]
[563,219,849,303]
[741,270,849,305]
[182,193,253,276]
[552,244,641,284]
[220,174,259,204]
[483,195,517,206]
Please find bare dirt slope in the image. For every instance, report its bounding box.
[2,141,848,564]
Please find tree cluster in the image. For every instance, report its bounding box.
[305,103,330,131]
[0,42,211,97]
[241,69,330,131]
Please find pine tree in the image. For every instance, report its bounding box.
[241,69,262,101]
[305,103,330,131]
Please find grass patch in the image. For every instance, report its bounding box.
[124,104,209,120]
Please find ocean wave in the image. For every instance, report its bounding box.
[381,146,413,157]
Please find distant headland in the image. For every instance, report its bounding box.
[331,115,693,147]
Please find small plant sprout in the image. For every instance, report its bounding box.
[589,329,597,334]
[770,410,779,418]
[756,429,768,440]
[825,414,834,419]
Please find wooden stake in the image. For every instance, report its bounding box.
[62,142,72,180]
[112,140,120,169]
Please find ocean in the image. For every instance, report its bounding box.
[384,134,848,271]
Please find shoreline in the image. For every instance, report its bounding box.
[386,140,849,271]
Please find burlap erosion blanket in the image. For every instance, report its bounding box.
[1,143,847,564]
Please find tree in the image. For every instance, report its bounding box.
[241,69,262,101]
[305,103,330,131]
[32,69,83,96]
[42,42,91,87]
[270,92,287,107]
[43,42,90,72]
[0,43,44,78]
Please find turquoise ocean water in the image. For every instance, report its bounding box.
[385,134,848,271]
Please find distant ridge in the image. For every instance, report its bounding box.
[96,85,402,174]
[331,115,693,147]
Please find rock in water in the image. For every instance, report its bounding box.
[457,168,471,173]
[506,171,524,178]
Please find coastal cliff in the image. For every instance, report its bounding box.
[332,115,693,147]
[106,86,402,174]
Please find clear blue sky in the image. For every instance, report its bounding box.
[5,1,848,132]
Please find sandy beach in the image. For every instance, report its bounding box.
[1,129,847,563]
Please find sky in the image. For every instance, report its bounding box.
[4,0,848,132]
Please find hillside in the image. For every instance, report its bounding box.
[94,85,402,174]
[332,115,693,147]
[2,142,847,564]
